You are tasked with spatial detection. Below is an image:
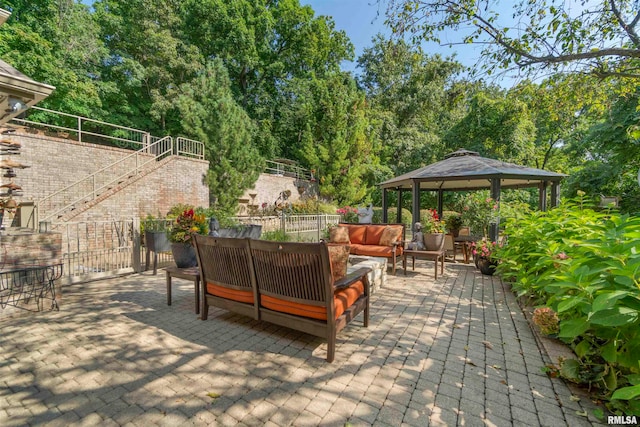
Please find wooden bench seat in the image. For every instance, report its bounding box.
[193,235,371,362]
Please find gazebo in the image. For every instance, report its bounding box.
[379,149,566,239]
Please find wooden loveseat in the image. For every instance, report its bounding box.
[193,235,371,362]
[329,223,406,274]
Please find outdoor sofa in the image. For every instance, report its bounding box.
[193,234,371,362]
[329,223,406,274]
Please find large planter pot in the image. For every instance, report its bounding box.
[423,233,445,251]
[145,231,171,253]
[477,257,497,276]
[171,242,197,268]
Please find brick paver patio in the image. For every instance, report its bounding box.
[0,262,603,426]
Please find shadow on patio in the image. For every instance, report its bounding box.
[0,262,603,426]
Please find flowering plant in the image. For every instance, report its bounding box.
[471,237,498,260]
[423,209,446,233]
[461,193,499,236]
[532,307,559,335]
[336,206,359,223]
[169,208,209,243]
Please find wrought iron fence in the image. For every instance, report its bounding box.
[51,214,341,283]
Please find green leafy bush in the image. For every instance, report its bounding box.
[260,229,292,242]
[372,207,412,227]
[496,194,640,415]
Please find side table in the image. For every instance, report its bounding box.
[403,249,445,279]
[165,266,201,315]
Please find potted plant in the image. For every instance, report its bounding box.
[168,208,208,268]
[471,238,498,275]
[423,209,446,251]
[141,214,173,274]
[446,213,464,237]
[142,214,172,253]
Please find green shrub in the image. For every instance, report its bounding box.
[372,207,412,227]
[290,199,337,214]
[260,229,292,242]
[496,194,640,415]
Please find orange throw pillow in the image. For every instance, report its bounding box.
[379,226,400,246]
[329,226,350,244]
[327,244,350,282]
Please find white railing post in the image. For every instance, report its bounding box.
[77,116,82,142]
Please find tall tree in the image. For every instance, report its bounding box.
[286,73,376,205]
[181,0,354,158]
[0,0,106,118]
[357,35,466,174]
[93,0,202,133]
[383,0,640,80]
[442,90,537,164]
[176,60,264,213]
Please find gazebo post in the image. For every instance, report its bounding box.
[490,178,501,242]
[412,180,420,227]
[437,189,443,220]
[396,188,403,223]
[551,182,560,208]
[382,188,388,223]
[539,181,548,211]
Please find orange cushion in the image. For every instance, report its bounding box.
[343,224,366,245]
[327,244,350,282]
[329,226,350,244]
[364,225,387,245]
[260,280,365,321]
[379,225,402,246]
[353,245,394,257]
[206,282,254,304]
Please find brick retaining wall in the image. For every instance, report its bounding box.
[2,129,209,221]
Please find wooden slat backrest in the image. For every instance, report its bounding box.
[193,235,254,291]
[249,240,332,306]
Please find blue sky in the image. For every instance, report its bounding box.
[300,0,482,75]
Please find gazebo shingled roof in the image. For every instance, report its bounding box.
[379,149,566,238]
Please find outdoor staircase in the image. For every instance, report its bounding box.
[36,136,175,224]
[56,155,176,223]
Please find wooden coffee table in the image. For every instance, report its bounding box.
[164,266,201,315]
[402,249,445,279]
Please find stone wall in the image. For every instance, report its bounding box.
[238,173,318,215]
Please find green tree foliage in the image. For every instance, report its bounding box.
[0,0,106,118]
[93,0,202,133]
[291,73,374,205]
[563,88,640,211]
[176,60,263,214]
[383,0,640,80]
[442,90,537,164]
[181,0,354,158]
[357,35,466,176]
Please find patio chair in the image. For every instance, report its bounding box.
[193,234,259,320]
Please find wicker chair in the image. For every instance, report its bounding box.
[193,235,259,320]
[249,240,370,362]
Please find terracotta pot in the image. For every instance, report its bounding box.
[171,242,197,268]
[477,257,497,276]
[423,233,445,251]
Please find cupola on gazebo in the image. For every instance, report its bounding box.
[379,149,566,237]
